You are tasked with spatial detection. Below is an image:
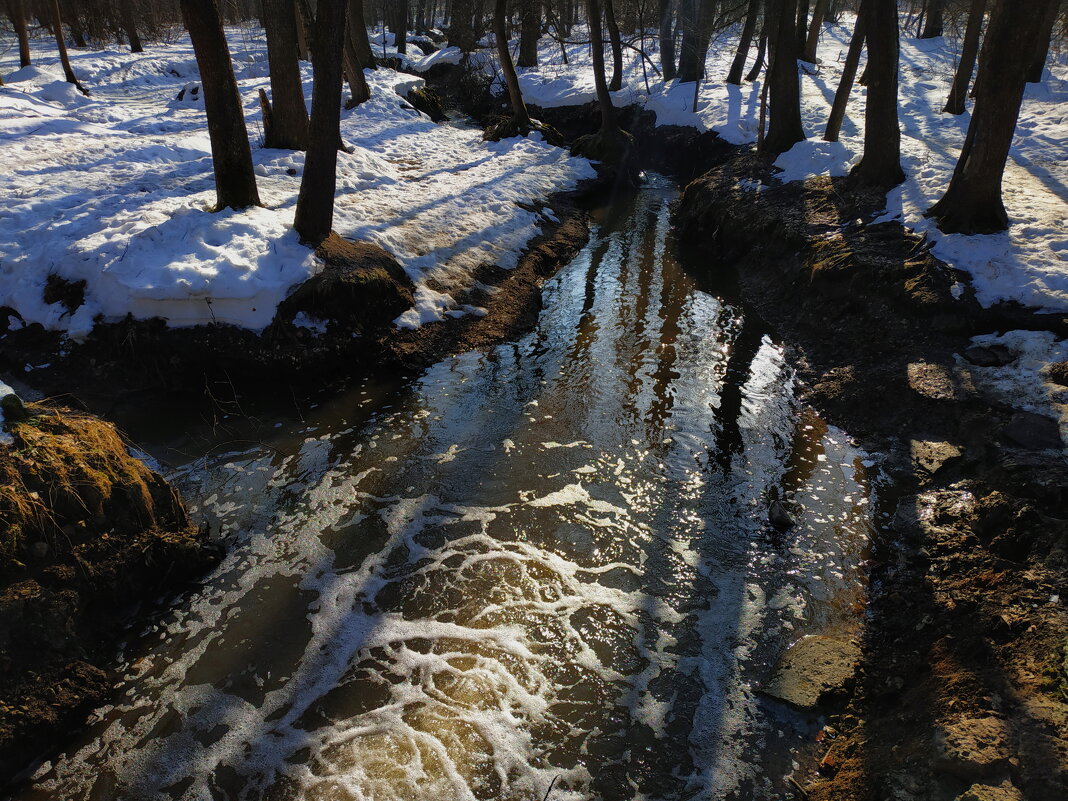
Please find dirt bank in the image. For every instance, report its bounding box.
[0,402,219,783]
[675,153,1067,801]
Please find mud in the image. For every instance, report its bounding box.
[675,154,1068,801]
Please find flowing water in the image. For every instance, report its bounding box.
[12,178,874,801]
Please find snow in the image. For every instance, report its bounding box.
[957,330,1068,453]
[0,29,594,338]
[507,21,1068,312]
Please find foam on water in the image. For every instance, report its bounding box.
[16,179,875,801]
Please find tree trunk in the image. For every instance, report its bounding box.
[49,0,88,93]
[745,25,767,81]
[495,0,532,124]
[349,0,378,68]
[263,0,310,148]
[762,0,804,154]
[658,0,676,80]
[823,4,864,141]
[65,1,87,48]
[393,0,408,54]
[343,21,371,106]
[295,0,314,60]
[294,0,348,244]
[849,0,903,189]
[927,0,1056,233]
[943,0,985,114]
[518,0,539,66]
[8,0,32,67]
[727,0,761,84]
[604,0,623,90]
[1026,0,1060,82]
[677,0,715,83]
[180,0,261,210]
[919,0,942,38]
[587,0,617,132]
[795,0,809,54]
[802,0,827,62]
[449,0,479,50]
[121,0,143,52]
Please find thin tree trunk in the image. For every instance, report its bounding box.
[518,0,539,66]
[658,0,676,80]
[294,0,312,59]
[1026,0,1060,82]
[943,0,984,114]
[294,0,348,244]
[762,0,804,154]
[587,0,617,132]
[795,0,809,53]
[495,0,532,124]
[349,0,378,68]
[263,0,310,148]
[394,0,408,54]
[65,1,87,48]
[919,0,942,38]
[121,0,143,52]
[180,0,261,210]
[604,0,623,90]
[927,0,1056,233]
[823,4,864,141]
[49,0,87,93]
[9,0,32,67]
[802,0,827,62]
[849,0,904,188]
[343,21,370,106]
[727,0,761,84]
[745,25,767,81]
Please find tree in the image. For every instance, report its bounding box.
[658,0,677,80]
[762,0,804,155]
[348,0,378,69]
[294,0,348,244]
[8,0,32,68]
[1027,0,1061,83]
[802,0,828,63]
[927,0,1058,234]
[49,0,88,94]
[943,0,985,114]
[604,0,624,90]
[727,0,762,85]
[823,4,865,141]
[449,0,481,51]
[677,0,715,83]
[262,0,310,149]
[120,0,143,53]
[795,0,809,54]
[518,0,540,67]
[919,0,943,38]
[489,0,535,133]
[180,0,261,210]
[849,0,904,189]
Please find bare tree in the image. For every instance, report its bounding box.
[943,0,985,114]
[120,0,143,52]
[294,0,348,244]
[927,0,1058,233]
[762,0,804,154]
[348,0,378,69]
[604,0,624,90]
[518,0,540,67]
[823,3,865,141]
[727,0,761,85]
[658,0,677,80]
[181,0,261,210]
[1027,0,1061,82]
[49,0,88,93]
[802,0,827,63]
[849,0,904,189]
[489,0,534,132]
[919,0,943,38]
[262,0,310,149]
[7,0,32,68]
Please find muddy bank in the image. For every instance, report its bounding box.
[675,154,1067,800]
[0,403,219,783]
[0,193,590,423]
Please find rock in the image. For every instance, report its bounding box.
[1,390,29,422]
[769,497,796,531]
[907,361,963,401]
[1048,360,1068,387]
[1001,411,1063,451]
[405,86,448,122]
[760,635,861,710]
[954,781,1023,801]
[935,716,1012,780]
[963,345,1016,367]
[911,439,962,477]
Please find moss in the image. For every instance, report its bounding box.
[482,116,564,147]
[0,404,187,569]
[405,86,448,123]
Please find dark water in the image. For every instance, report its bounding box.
[13,178,872,801]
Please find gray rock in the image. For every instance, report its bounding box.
[963,345,1016,367]
[760,635,861,710]
[911,440,963,477]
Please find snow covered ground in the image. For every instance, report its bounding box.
[506,21,1068,314]
[0,27,593,338]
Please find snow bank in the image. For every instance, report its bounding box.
[0,29,593,338]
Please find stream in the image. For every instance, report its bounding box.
[13,177,874,801]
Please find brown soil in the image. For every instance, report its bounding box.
[0,403,219,782]
[675,154,1068,801]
